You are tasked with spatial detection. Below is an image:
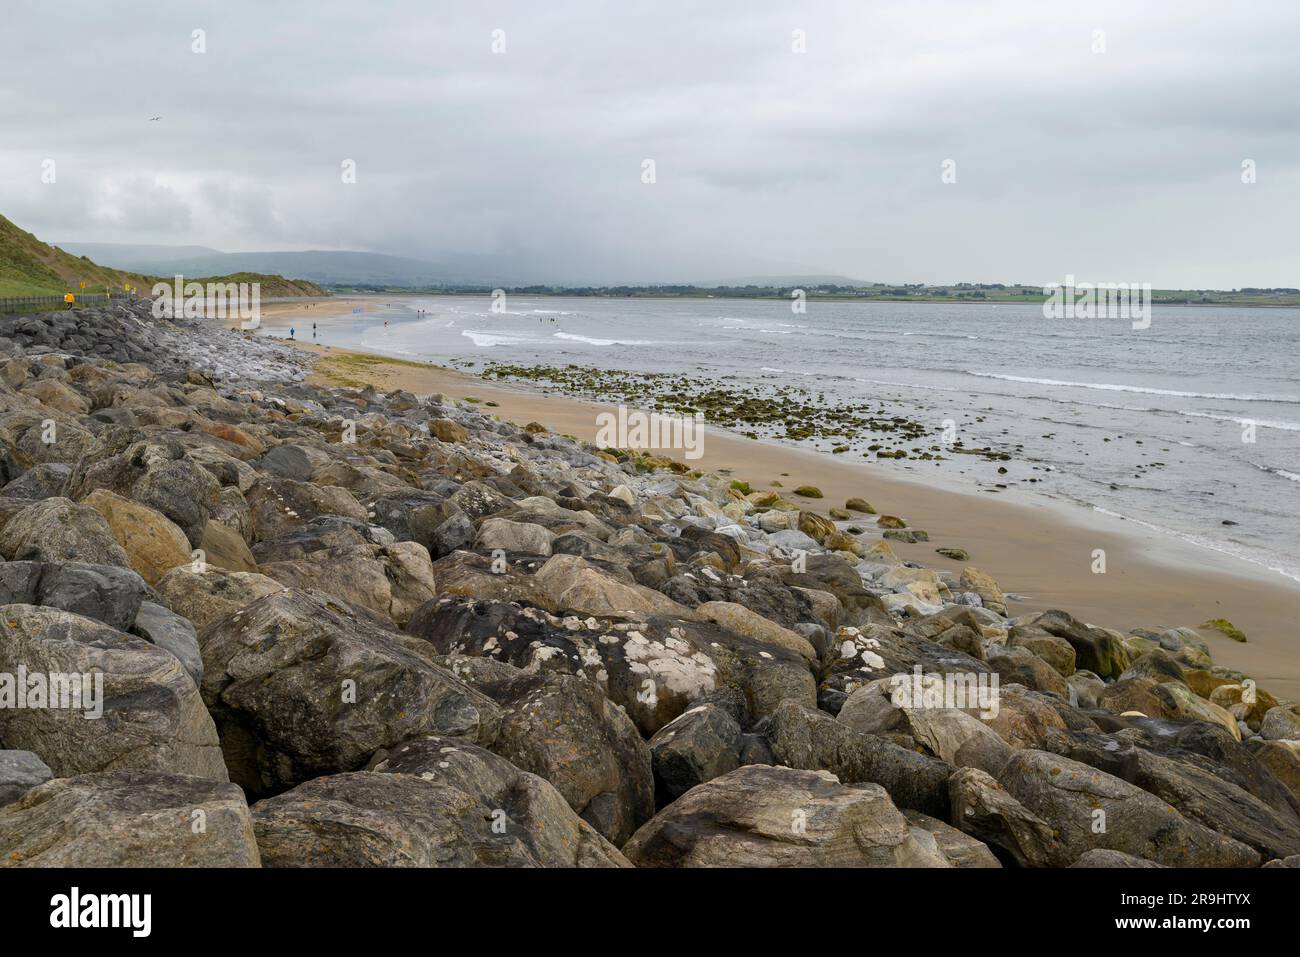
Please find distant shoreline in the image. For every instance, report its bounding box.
[314,290,1300,309]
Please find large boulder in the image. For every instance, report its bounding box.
[533,554,694,619]
[200,588,500,796]
[958,567,1006,615]
[408,597,815,735]
[818,623,993,714]
[648,703,743,802]
[948,766,1061,867]
[0,771,259,866]
[1249,739,1300,806]
[251,515,391,564]
[125,452,223,547]
[985,644,1070,698]
[837,678,1012,776]
[0,560,146,631]
[245,476,368,543]
[1012,611,1130,679]
[0,605,227,780]
[767,698,953,818]
[695,600,817,663]
[659,570,817,632]
[997,750,1259,867]
[621,765,951,867]
[199,519,260,573]
[1041,726,1300,861]
[155,566,285,633]
[82,489,191,585]
[70,439,221,548]
[257,443,332,481]
[20,378,89,415]
[259,541,436,626]
[1259,706,1300,742]
[1007,629,1076,677]
[779,553,887,624]
[0,462,71,500]
[251,739,629,867]
[442,656,654,845]
[363,488,457,550]
[427,550,555,610]
[0,497,131,569]
[475,517,556,556]
[982,683,1073,751]
[902,809,1001,868]
[1151,681,1241,741]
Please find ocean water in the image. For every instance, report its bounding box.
[286,295,1300,585]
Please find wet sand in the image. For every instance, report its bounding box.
[253,300,1300,699]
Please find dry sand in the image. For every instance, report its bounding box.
[253,300,1300,698]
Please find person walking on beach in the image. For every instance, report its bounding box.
[289,326,295,339]
[313,322,317,338]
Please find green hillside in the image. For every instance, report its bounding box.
[0,214,328,299]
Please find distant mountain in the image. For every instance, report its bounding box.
[56,242,224,273]
[53,244,509,287]
[49,242,865,290]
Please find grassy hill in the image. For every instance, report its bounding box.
[0,214,328,299]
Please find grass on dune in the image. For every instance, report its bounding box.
[0,212,329,299]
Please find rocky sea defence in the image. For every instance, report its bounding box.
[0,300,1296,868]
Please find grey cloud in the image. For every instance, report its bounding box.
[1,0,1297,286]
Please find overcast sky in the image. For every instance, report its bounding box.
[2,0,1298,286]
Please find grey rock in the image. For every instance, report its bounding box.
[442,655,654,846]
[0,497,131,568]
[0,462,70,500]
[902,809,1001,868]
[998,749,1258,867]
[31,561,147,631]
[257,444,330,481]
[648,702,742,802]
[0,770,258,866]
[200,588,500,796]
[948,766,1061,867]
[768,698,953,818]
[475,516,555,556]
[0,750,52,806]
[132,600,203,685]
[427,511,475,559]
[622,764,951,867]
[0,604,226,780]
[1260,706,1300,741]
[251,738,628,867]
[837,678,1013,777]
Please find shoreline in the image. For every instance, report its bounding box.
[255,300,1300,698]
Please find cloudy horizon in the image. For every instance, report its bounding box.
[3,0,1299,287]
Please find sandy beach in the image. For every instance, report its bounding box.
[255,299,1300,699]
